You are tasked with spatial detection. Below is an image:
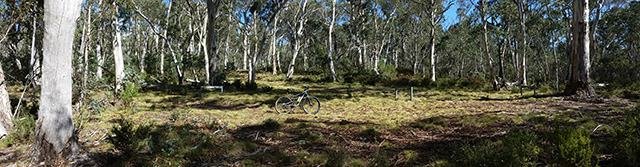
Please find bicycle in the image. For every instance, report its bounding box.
[275,87,320,114]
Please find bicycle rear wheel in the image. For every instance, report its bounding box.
[275,96,294,114]
[302,96,320,114]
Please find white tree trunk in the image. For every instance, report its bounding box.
[30,13,41,85]
[565,0,595,96]
[113,1,124,93]
[160,0,172,75]
[96,31,103,79]
[287,42,301,81]
[225,10,231,70]
[33,0,82,162]
[77,3,92,110]
[271,14,279,75]
[480,0,497,90]
[515,0,527,85]
[327,0,338,82]
[96,0,104,79]
[206,0,221,85]
[201,16,210,84]
[243,34,248,70]
[0,62,12,139]
[286,0,307,81]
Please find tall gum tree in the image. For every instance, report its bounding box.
[112,0,124,93]
[32,0,82,162]
[0,62,11,138]
[205,0,222,85]
[565,0,595,96]
[285,0,309,81]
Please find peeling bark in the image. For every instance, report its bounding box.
[32,0,82,162]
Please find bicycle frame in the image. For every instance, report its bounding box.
[287,91,308,108]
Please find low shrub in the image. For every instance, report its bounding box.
[611,105,640,166]
[454,128,541,167]
[326,149,348,167]
[261,85,274,92]
[502,128,541,166]
[358,128,381,141]
[262,118,281,130]
[0,114,35,147]
[107,117,151,156]
[120,82,140,104]
[455,140,504,167]
[244,81,258,91]
[370,150,390,167]
[553,128,595,167]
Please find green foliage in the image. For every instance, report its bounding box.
[107,117,151,156]
[262,118,280,130]
[343,71,387,86]
[536,84,551,93]
[227,79,259,91]
[295,131,323,142]
[348,159,367,167]
[0,114,35,148]
[260,85,274,92]
[611,105,640,166]
[454,129,542,167]
[358,128,381,141]
[370,150,390,167]
[379,63,397,79]
[87,97,105,115]
[402,150,419,165]
[326,149,348,167]
[553,128,595,167]
[455,140,504,167]
[411,117,448,131]
[245,150,295,166]
[230,79,243,90]
[120,82,140,104]
[244,81,258,91]
[502,128,541,166]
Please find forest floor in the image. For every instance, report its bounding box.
[0,72,637,166]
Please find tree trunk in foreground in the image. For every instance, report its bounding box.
[113,1,124,93]
[565,0,595,96]
[327,0,338,82]
[206,0,221,85]
[32,0,82,162]
[0,62,12,139]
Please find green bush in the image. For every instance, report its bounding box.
[107,117,151,156]
[611,105,640,166]
[261,85,274,92]
[358,128,381,141]
[326,149,348,167]
[262,118,281,130]
[502,129,541,166]
[0,114,35,147]
[454,128,541,167]
[342,71,387,86]
[244,81,258,91]
[230,79,243,90]
[120,82,139,104]
[553,128,595,167]
[370,150,390,167]
[455,140,504,167]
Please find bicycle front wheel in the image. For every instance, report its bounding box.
[302,96,320,114]
[275,96,293,114]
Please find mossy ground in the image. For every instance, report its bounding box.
[0,71,636,166]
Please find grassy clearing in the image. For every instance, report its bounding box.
[0,72,637,166]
